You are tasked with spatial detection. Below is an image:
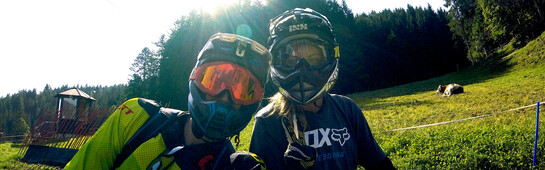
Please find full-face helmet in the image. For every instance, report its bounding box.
[188,33,271,140]
[268,8,340,104]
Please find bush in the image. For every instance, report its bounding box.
[8,117,29,136]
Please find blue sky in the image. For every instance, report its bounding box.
[0,0,445,97]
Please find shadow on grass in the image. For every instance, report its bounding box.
[10,143,23,148]
[360,98,439,112]
[350,56,514,101]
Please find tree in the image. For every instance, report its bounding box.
[130,47,160,81]
[9,116,30,135]
[126,47,161,99]
[446,0,545,64]
[348,5,469,92]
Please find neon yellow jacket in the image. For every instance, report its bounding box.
[64,98,234,169]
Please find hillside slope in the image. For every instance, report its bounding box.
[348,31,545,169]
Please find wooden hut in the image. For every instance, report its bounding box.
[54,88,95,134]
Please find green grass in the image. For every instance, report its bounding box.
[0,142,22,169]
[344,31,545,169]
[0,142,58,169]
[0,136,91,169]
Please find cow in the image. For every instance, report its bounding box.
[436,83,464,97]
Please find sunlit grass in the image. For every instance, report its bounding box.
[0,142,57,169]
[346,32,545,169]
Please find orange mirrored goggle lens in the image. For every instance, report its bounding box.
[190,62,264,105]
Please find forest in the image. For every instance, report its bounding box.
[1,0,544,135]
[0,85,127,135]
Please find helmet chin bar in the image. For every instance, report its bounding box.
[290,81,315,100]
[273,61,338,104]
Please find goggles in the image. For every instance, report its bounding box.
[190,61,264,105]
[275,39,328,69]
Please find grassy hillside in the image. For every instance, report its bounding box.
[344,31,545,169]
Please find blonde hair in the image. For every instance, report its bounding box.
[268,93,308,131]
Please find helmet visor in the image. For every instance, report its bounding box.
[190,61,264,105]
[275,39,328,69]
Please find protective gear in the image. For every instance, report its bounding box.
[268,8,340,104]
[281,116,317,169]
[189,33,271,140]
[65,98,236,169]
[276,39,328,68]
[190,61,265,105]
[284,142,316,169]
[228,151,267,170]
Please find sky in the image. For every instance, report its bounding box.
[0,0,445,98]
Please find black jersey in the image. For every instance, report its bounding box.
[250,94,386,169]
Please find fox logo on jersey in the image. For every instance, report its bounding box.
[305,127,351,147]
[331,128,350,146]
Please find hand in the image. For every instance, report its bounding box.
[228,151,266,170]
[284,142,317,169]
[281,116,316,169]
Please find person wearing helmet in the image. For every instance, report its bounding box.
[65,33,269,170]
[249,8,395,169]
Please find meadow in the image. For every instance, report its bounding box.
[1,32,544,169]
[353,32,545,169]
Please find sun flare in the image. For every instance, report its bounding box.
[195,0,239,14]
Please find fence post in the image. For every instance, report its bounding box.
[533,101,540,166]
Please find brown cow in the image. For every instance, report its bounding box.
[436,83,464,97]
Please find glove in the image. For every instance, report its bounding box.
[228,151,266,170]
[284,142,317,169]
[281,116,317,169]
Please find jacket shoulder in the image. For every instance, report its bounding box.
[118,98,162,117]
[329,93,353,101]
[328,94,358,106]
[255,102,275,118]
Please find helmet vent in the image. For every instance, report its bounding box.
[236,41,248,57]
[295,11,302,21]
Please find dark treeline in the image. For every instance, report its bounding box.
[127,0,472,109]
[446,0,545,64]
[0,84,126,135]
[2,0,544,134]
[126,0,545,104]
[336,5,470,93]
